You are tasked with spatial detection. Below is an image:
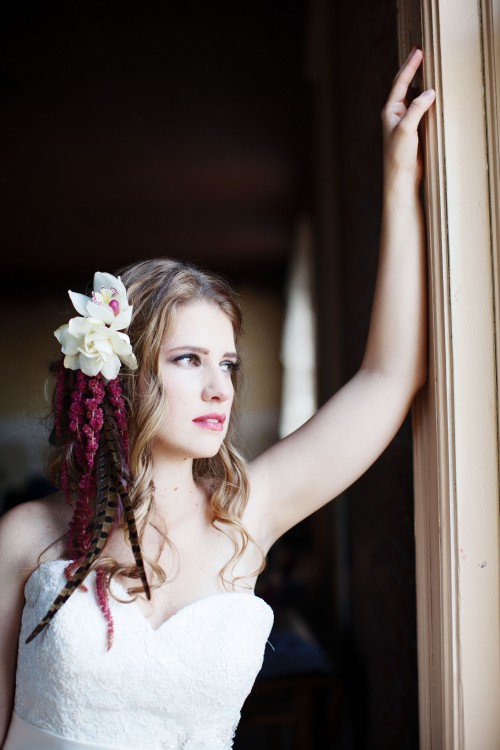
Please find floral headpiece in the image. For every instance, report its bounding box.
[54,271,138,380]
[25,271,149,650]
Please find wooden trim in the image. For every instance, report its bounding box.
[399,0,500,747]
[482,0,500,407]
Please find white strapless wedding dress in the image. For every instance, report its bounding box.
[4,560,273,750]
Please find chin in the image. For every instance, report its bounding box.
[195,443,225,460]
[175,440,225,461]
[154,429,227,460]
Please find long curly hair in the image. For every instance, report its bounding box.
[47,258,264,609]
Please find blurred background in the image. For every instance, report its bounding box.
[0,1,420,748]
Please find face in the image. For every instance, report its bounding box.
[154,300,239,460]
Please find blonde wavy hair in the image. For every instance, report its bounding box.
[48,257,265,596]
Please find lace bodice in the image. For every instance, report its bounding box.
[14,560,273,749]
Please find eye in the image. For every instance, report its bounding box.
[172,353,201,366]
[220,359,241,374]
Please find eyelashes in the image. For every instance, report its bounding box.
[221,360,241,374]
[171,353,241,373]
[171,354,200,366]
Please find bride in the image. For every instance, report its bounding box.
[0,49,434,749]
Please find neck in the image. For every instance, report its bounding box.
[150,453,204,518]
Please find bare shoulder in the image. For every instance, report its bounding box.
[0,492,70,583]
[0,493,70,741]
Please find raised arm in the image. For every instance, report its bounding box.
[247,49,435,550]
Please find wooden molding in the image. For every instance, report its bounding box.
[399,0,500,747]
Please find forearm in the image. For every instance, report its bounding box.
[361,172,427,393]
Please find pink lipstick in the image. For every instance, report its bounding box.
[192,413,226,431]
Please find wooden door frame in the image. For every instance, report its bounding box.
[398,0,500,747]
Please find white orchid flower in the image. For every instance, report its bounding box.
[55,271,138,381]
[68,272,132,330]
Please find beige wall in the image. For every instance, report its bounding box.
[237,288,283,459]
[0,304,61,496]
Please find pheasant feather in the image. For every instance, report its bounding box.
[25,397,150,644]
[25,469,118,643]
[100,401,150,600]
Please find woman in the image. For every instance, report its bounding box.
[0,49,435,749]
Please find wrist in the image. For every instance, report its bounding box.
[383,169,421,203]
[384,156,421,178]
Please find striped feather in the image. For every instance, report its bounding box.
[100,404,150,600]
[25,400,150,645]
[25,474,118,643]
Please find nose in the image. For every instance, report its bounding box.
[202,367,233,403]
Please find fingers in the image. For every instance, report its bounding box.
[399,89,436,132]
[388,47,424,108]
[392,46,420,85]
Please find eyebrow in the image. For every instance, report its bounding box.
[166,345,239,359]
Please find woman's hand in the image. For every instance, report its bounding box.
[382,48,435,184]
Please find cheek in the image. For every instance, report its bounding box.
[163,387,191,418]
[161,366,194,401]
[227,389,235,418]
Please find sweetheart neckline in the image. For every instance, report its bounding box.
[26,559,271,633]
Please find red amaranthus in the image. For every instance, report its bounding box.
[56,367,131,648]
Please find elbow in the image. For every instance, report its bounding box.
[401,359,427,405]
[385,359,428,411]
[413,359,428,394]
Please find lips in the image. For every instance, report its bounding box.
[192,413,227,431]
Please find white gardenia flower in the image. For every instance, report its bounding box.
[68,271,132,330]
[54,271,138,380]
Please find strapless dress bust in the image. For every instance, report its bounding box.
[4,560,273,749]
